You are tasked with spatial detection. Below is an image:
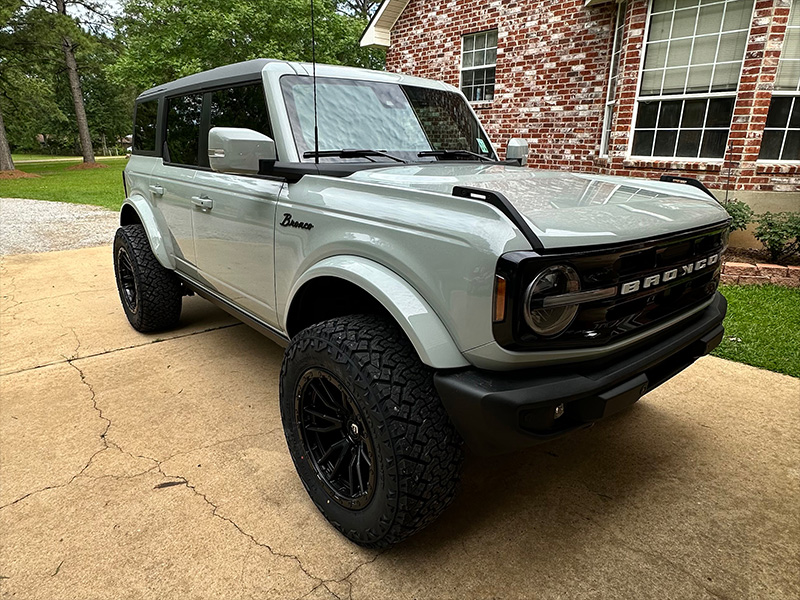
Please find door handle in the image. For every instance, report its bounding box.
[191,195,213,210]
[149,185,164,196]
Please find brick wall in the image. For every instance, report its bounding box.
[386,0,800,192]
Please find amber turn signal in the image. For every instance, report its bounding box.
[493,275,506,322]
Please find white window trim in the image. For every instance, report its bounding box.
[460,29,498,103]
[628,0,755,161]
[601,0,627,157]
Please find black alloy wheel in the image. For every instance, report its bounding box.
[116,246,138,313]
[295,368,376,509]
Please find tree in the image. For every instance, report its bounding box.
[0,103,14,171]
[113,0,385,92]
[336,0,381,20]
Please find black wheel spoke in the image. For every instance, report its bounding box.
[296,369,377,509]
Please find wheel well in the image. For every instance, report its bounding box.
[286,277,389,337]
[120,204,142,226]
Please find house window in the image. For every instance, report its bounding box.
[632,0,754,158]
[461,30,497,102]
[601,1,627,156]
[759,0,800,161]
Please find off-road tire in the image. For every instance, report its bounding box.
[113,224,182,332]
[280,314,464,548]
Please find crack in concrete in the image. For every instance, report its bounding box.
[153,463,324,590]
[297,549,386,600]
[0,360,112,510]
[0,322,242,377]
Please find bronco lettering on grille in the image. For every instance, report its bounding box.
[619,252,720,296]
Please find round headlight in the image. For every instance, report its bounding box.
[524,265,581,337]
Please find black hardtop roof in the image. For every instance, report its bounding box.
[136,59,281,101]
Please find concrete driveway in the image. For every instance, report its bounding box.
[1,246,798,599]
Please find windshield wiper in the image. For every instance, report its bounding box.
[417,149,496,163]
[302,149,407,163]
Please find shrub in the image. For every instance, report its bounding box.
[723,199,754,232]
[754,212,800,262]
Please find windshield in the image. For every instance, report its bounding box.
[280,75,496,163]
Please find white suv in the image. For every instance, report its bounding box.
[115,59,730,547]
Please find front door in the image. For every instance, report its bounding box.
[190,81,281,325]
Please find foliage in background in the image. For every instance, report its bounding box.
[2,0,383,157]
[714,284,800,378]
[753,212,800,262]
[112,0,385,92]
[723,199,754,233]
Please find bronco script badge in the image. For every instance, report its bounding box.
[280,213,314,230]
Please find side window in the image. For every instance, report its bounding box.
[209,83,272,138]
[165,93,204,166]
[133,99,158,153]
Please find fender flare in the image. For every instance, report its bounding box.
[120,196,176,270]
[286,256,469,369]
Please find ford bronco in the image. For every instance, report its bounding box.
[115,59,730,548]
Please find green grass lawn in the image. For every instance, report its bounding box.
[714,284,800,378]
[11,153,81,162]
[1,157,127,210]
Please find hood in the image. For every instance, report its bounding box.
[347,164,730,249]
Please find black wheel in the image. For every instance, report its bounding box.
[280,314,463,548]
[113,224,182,332]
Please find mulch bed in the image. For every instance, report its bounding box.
[0,170,41,180]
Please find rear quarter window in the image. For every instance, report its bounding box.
[133,99,159,153]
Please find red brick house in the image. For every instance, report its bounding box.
[361,0,800,213]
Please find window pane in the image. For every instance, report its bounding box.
[696,4,724,34]
[662,67,688,93]
[676,0,698,9]
[475,33,486,50]
[166,94,203,165]
[766,97,793,128]
[632,129,655,155]
[209,84,271,138]
[706,97,734,127]
[487,30,498,47]
[722,0,754,31]
[776,61,800,90]
[133,100,158,153]
[790,99,800,128]
[486,48,497,64]
[672,7,698,37]
[783,29,800,60]
[650,13,673,41]
[782,130,800,160]
[659,100,682,127]
[700,129,728,157]
[462,70,474,86]
[641,70,663,95]
[645,41,669,69]
[667,38,692,67]
[687,65,713,92]
[486,67,496,83]
[653,0,674,12]
[462,52,474,68]
[759,130,783,159]
[677,129,702,156]
[654,130,678,155]
[464,36,474,52]
[637,102,660,127]
[717,31,747,62]
[682,99,707,127]
[691,35,718,64]
[711,61,741,91]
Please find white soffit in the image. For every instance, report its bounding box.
[360,0,411,48]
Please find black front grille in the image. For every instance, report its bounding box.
[494,223,729,351]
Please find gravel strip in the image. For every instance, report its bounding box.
[0,198,119,256]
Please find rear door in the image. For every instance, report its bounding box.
[150,93,205,274]
[191,82,282,325]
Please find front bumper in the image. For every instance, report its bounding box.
[434,292,727,456]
